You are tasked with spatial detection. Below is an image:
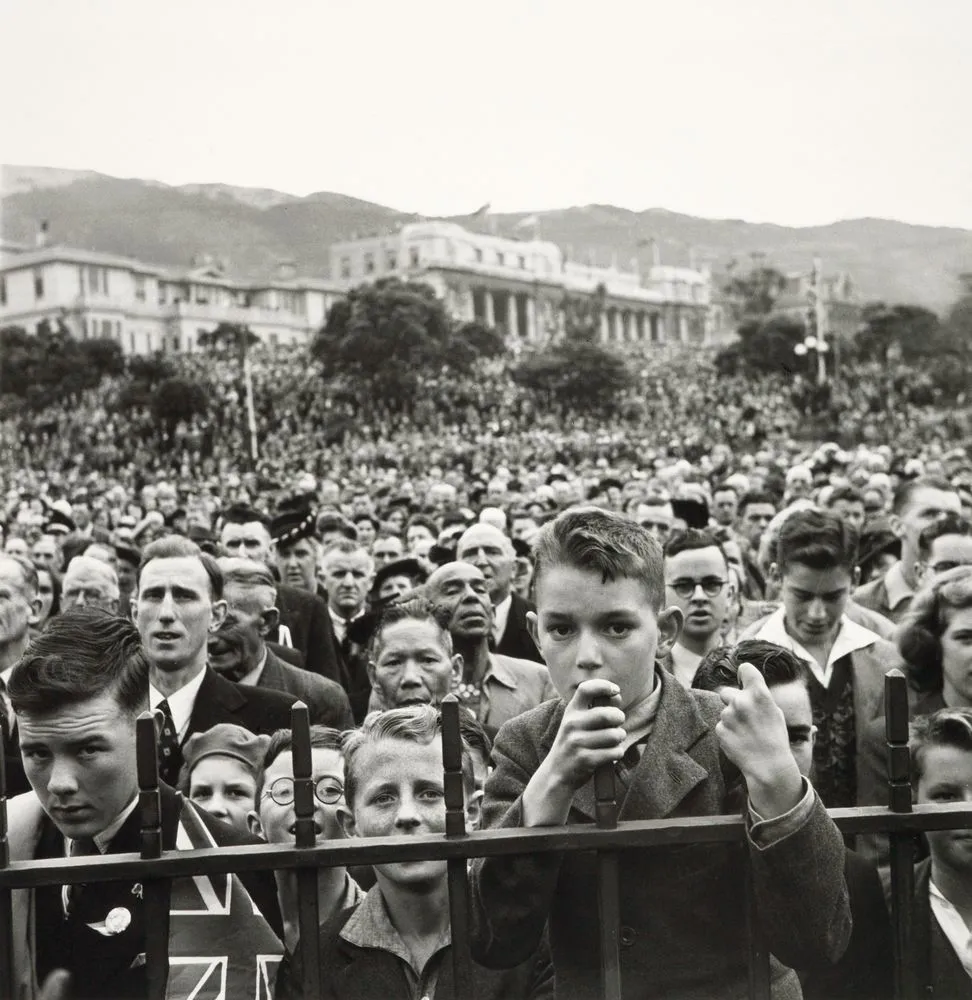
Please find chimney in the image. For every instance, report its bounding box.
[35,220,49,249]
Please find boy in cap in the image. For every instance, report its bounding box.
[181,723,270,836]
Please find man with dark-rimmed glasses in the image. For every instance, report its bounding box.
[247,726,364,960]
[663,529,731,688]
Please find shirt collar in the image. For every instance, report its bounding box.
[67,795,139,854]
[755,606,878,683]
[483,653,518,690]
[238,648,269,687]
[621,669,664,751]
[884,561,915,609]
[150,666,208,741]
[492,593,513,642]
[340,884,450,971]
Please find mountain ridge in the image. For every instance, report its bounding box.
[3,164,970,309]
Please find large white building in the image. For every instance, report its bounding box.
[328,220,713,347]
[0,241,344,355]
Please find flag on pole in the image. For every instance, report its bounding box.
[469,203,491,218]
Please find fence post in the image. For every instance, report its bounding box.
[592,695,622,1000]
[885,670,915,1000]
[291,702,323,999]
[138,711,169,1000]
[441,696,474,999]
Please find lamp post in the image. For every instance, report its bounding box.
[794,335,830,385]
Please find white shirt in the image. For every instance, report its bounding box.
[670,644,703,689]
[492,594,513,645]
[329,606,365,645]
[149,667,208,743]
[754,607,878,688]
[62,796,139,914]
[238,649,269,687]
[930,879,972,980]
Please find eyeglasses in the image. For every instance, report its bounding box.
[667,577,728,598]
[263,776,344,807]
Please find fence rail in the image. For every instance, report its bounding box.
[0,669,969,1000]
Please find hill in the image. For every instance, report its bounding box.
[3,165,971,309]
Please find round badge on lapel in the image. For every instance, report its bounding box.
[105,907,132,935]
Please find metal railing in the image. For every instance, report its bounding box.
[0,669,969,1000]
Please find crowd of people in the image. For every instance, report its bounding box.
[1,339,972,999]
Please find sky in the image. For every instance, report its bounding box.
[2,0,971,228]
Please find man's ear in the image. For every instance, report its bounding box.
[210,600,228,631]
[367,660,381,695]
[451,653,463,683]
[247,810,265,839]
[130,596,138,620]
[888,513,905,541]
[769,562,782,588]
[27,595,42,627]
[259,607,280,637]
[526,611,540,652]
[655,606,683,659]
[337,805,356,839]
[851,566,861,589]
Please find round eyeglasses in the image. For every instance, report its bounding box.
[667,577,728,599]
[263,776,344,807]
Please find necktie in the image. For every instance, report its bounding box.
[156,699,183,787]
[65,836,100,915]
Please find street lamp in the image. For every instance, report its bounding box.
[794,336,829,386]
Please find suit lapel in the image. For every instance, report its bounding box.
[187,668,248,737]
[258,650,285,691]
[571,671,711,822]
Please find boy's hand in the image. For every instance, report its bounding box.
[716,663,803,819]
[521,679,625,827]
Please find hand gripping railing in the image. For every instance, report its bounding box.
[0,675,969,1000]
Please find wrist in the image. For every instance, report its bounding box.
[521,758,574,828]
[745,757,804,819]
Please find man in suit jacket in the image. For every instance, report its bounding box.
[218,504,343,683]
[457,523,543,664]
[134,536,298,787]
[212,558,354,730]
[7,607,282,1000]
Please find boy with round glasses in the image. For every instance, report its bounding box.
[248,727,364,957]
[663,529,731,687]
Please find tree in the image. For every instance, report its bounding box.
[723,266,788,322]
[450,320,506,367]
[851,303,943,362]
[198,322,260,359]
[560,283,607,343]
[511,340,635,415]
[715,314,806,377]
[150,376,208,447]
[312,278,502,411]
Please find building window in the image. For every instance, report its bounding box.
[129,332,136,353]
[195,285,209,304]
[340,257,351,279]
[364,252,375,275]
[88,266,99,294]
[474,248,483,263]
[409,247,420,267]
[33,269,44,300]
[0,276,6,306]
[135,276,146,302]
[102,319,112,338]
[386,250,397,270]
[81,318,88,339]
[496,252,505,266]
[518,255,526,269]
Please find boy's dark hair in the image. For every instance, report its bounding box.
[458,708,492,767]
[917,513,972,558]
[910,708,972,787]
[220,504,271,529]
[255,725,345,800]
[893,476,956,515]
[406,513,438,536]
[826,486,865,507]
[738,492,777,516]
[533,507,665,610]
[369,595,454,660]
[663,529,727,565]
[140,535,223,599]
[9,607,148,717]
[342,705,473,809]
[693,639,809,694]
[775,508,859,573]
[712,482,739,498]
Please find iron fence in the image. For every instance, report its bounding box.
[0,669,969,1000]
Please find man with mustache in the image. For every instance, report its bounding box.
[211,558,353,730]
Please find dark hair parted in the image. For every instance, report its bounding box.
[8,607,148,717]
[826,486,865,508]
[139,535,223,599]
[738,491,777,516]
[693,639,809,694]
[255,725,346,799]
[775,508,859,573]
[533,507,665,610]
[893,476,956,516]
[368,596,453,661]
[917,513,972,558]
[910,708,972,786]
[663,528,727,565]
[896,566,972,694]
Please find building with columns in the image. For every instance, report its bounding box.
[328,221,713,348]
[0,242,344,355]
